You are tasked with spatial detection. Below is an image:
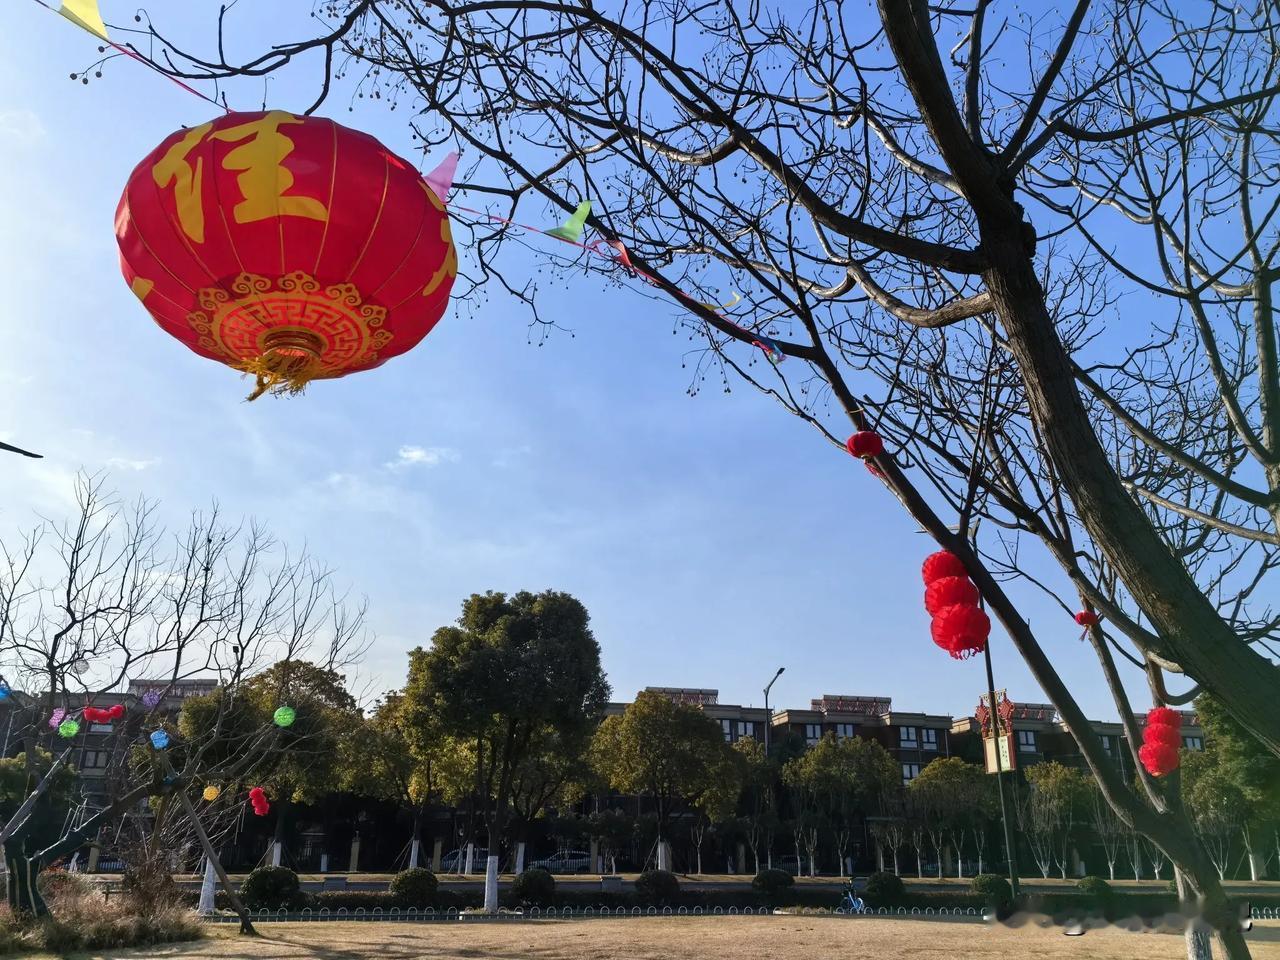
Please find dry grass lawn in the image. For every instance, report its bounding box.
[55,916,1280,960]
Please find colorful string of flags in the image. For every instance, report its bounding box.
[37,0,790,369]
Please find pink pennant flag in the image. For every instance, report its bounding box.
[425,152,458,203]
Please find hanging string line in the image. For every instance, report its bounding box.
[447,202,784,362]
[31,0,229,111]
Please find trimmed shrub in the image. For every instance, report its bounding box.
[240,865,300,910]
[751,868,795,901]
[864,871,905,903]
[388,868,438,907]
[634,869,680,906]
[511,868,556,906]
[1077,876,1113,901]
[971,874,1012,913]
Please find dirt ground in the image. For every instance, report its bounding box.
[67,916,1280,960]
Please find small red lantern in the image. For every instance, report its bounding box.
[922,550,968,585]
[845,431,884,459]
[248,786,271,816]
[930,603,990,659]
[1139,706,1183,776]
[924,575,979,616]
[1139,742,1179,777]
[116,110,457,399]
[1074,611,1100,627]
[108,703,125,720]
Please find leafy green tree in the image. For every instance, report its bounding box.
[343,692,467,870]
[405,590,608,910]
[909,757,994,879]
[1185,695,1280,881]
[0,751,77,915]
[181,660,359,867]
[1022,761,1092,880]
[586,809,634,874]
[590,690,735,872]
[733,737,778,872]
[784,734,899,877]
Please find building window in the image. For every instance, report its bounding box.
[737,721,756,739]
[1182,736,1203,751]
[1017,730,1037,753]
[835,723,855,741]
[898,726,918,748]
[1100,735,1113,754]
[901,762,921,785]
[79,750,109,769]
[921,728,938,751]
[721,719,732,742]
[804,723,822,746]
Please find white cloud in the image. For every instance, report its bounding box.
[385,445,460,470]
[105,457,160,472]
[0,110,45,145]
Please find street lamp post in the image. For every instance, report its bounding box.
[763,666,785,756]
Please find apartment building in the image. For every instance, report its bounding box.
[612,688,1204,782]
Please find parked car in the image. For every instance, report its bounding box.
[530,849,591,874]
[440,846,489,873]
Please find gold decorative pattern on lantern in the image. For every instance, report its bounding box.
[187,271,391,398]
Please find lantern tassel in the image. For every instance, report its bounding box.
[237,351,324,401]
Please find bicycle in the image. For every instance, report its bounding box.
[840,883,866,913]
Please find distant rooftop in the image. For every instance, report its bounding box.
[644,687,719,706]
[810,695,892,715]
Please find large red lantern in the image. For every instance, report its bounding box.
[116,111,457,398]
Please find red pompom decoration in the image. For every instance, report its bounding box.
[846,431,884,459]
[930,603,990,659]
[248,786,271,816]
[108,704,126,720]
[1144,723,1182,750]
[82,707,107,723]
[925,575,980,616]
[922,550,968,585]
[1074,611,1100,627]
[1139,742,1180,777]
[1146,707,1182,730]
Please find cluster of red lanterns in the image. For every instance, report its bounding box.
[248,786,271,817]
[921,550,990,659]
[1139,707,1182,777]
[82,704,126,724]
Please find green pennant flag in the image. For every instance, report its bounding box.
[547,200,592,243]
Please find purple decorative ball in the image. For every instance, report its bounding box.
[48,708,66,728]
[142,690,162,709]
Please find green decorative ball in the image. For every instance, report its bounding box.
[57,719,80,738]
[273,706,296,728]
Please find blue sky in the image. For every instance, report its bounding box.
[0,2,1146,720]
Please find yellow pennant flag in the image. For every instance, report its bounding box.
[60,0,109,41]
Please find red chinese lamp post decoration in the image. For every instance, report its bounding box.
[116,110,458,399]
[1139,707,1183,777]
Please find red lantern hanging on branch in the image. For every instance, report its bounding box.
[1074,610,1100,627]
[921,550,968,585]
[116,110,457,399]
[1139,707,1183,777]
[930,603,990,659]
[924,575,980,616]
[845,431,884,460]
